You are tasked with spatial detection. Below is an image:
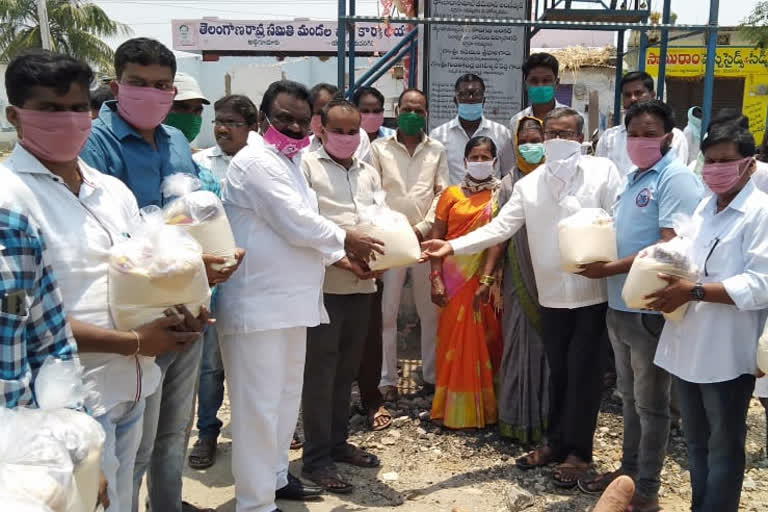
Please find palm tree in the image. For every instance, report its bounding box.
[0,0,132,72]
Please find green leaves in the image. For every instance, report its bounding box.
[0,0,132,73]
[741,1,768,49]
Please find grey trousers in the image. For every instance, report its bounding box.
[607,308,671,498]
[302,292,373,472]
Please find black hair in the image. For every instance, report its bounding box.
[464,136,497,158]
[320,98,359,126]
[114,38,176,80]
[692,106,702,118]
[352,86,385,109]
[214,94,259,126]
[310,83,339,102]
[620,71,655,94]
[398,87,428,109]
[700,117,756,158]
[90,84,114,111]
[5,50,94,107]
[624,100,675,133]
[259,80,312,119]
[544,107,585,135]
[709,108,749,130]
[454,73,485,92]
[523,53,559,79]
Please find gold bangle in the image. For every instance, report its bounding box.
[479,274,496,286]
[130,329,141,356]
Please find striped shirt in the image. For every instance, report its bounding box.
[0,208,76,408]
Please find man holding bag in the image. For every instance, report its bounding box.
[371,88,449,398]
[421,108,621,488]
[577,100,702,512]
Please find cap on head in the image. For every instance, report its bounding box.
[173,72,209,104]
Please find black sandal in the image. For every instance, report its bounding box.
[301,466,354,494]
[188,437,217,470]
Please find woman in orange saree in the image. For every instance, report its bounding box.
[428,136,505,429]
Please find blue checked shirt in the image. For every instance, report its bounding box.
[0,208,77,408]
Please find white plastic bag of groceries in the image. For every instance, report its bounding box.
[357,191,420,271]
[109,206,211,330]
[622,215,699,322]
[162,173,237,271]
[558,199,617,273]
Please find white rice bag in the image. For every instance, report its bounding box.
[357,191,421,271]
[558,204,617,273]
[109,206,211,330]
[162,173,237,271]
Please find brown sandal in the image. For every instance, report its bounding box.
[552,460,590,489]
[578,469,632,495]
[368,405,392,431]
[333,443,380,468]
[302,466,353,494]
[515,445,555,470]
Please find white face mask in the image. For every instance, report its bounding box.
[466,160,495,181]
[543,138,582,162]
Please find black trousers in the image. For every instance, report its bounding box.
[357,280,384,411]
[302,293,373,471]
[540,302,607,462]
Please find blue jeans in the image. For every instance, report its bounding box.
[675,373,755,512]
[97,399,146,512]
[132,338,204,512]
[196,323,225,440]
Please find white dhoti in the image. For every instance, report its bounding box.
[380,261,438,388]
[219,327,307,512]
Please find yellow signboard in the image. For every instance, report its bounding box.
[645,47,768,77]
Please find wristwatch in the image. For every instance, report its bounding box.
[690,281,705,301]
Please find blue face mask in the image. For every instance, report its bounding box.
[527,85,556,105]
[457,102,483,121]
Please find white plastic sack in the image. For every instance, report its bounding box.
[163,173,237,271]
[109,207,211,330]
[757,319,768,375]
[357,191,420,271]
[622,217,699,322]
[558,206,617,273]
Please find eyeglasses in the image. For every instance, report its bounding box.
[544,130,578,139]
[456,90,484,100]
[213,120,246,128]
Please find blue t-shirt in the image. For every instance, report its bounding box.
[81,101,203,208]
[607,150,703,312]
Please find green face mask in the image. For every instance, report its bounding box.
[165,112,203,142]
[397,112,426,136]
[527,85,556,105]
[518,143,545,164]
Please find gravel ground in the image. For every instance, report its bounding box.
[177,320,768,512]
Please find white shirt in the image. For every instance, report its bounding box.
[308,128,373,165]
[595,125,689,178]
[429,116,515,184]
[751,160,768,193]
[451,154,622,309]
[0,145,162,413]
[217,134,347,334]
[193,145,232,184]
[655,180,768,383]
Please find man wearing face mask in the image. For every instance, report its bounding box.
[307,83,373,164]
[596,72,689,178]
[422,108,621,488]
[216,80,384,512]
[79,38,242,512]
[164,72,210,146]
[683,106,702,165]
[353,86,395,143]
[430,74,515,184]
[371,87,449,400]
[299,98,383,493]
[1,50,206,512]
[510,53,578,151]
[577,100,702,511]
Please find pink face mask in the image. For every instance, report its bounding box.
[360,112,385,134]
[324,131,360,160]
[626,136,666,170]
[116,83,175,130]
[310,114,323,136]
[263,124,310,159]
[15,107,92,163]
[701,157,751,194]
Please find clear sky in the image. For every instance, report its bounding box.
[93,0,757,52]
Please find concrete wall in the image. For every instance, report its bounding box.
[558,66,616,135]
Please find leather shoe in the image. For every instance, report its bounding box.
[275,473,323,501]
